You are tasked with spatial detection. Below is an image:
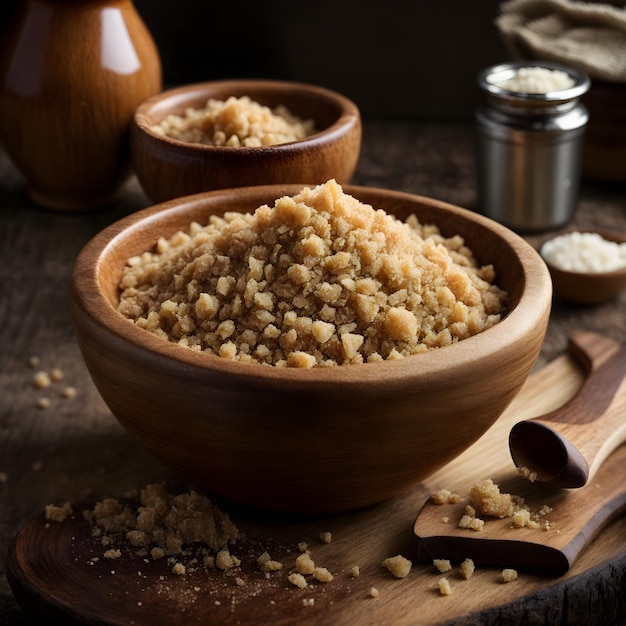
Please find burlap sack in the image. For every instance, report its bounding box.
[496,0,626,82]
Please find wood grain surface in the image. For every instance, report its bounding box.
[5,348,626,625]
[1,123,625,625]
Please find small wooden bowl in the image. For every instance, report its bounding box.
[70,185,552,513]
[130,80,362,203]
[542,230,626,305]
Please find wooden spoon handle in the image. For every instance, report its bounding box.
[510,332,626,487]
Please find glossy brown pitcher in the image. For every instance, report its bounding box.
[0,0,162,211]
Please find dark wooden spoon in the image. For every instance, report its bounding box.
[509,331,626,489]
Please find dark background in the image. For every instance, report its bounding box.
[0,0,510,120]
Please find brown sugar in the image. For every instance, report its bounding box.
[449,478,554,532]
[501,568,518,583]
[438,577,452,595]
[431,488,462,505]
[83,483,239,557]
[118,180,507,367]
[45,502,73,523]
[469,478,516,518]
[151,95,315,147]
[433,559,452,573]
[459,558,475,580]
[382,555,412,578]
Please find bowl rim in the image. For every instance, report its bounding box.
[541,228,626,279]
[133,78,361,152]
[71,184,552,386]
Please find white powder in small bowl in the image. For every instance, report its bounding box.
[490,67,575,93]
[541,231,626,273]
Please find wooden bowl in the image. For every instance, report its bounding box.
[542,229,626,305]
[130,80,362,203]
[70,185,552,513]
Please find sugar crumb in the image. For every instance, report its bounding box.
[319,531,332,544]
[460,558,475,580]
[382,555,412,578]
[288,572,308,589]
[433,559,452,573]
[438,577,452,595]
[45,502,73,522]
[501,568,518,583]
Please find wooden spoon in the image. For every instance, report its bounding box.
[509,331,626,489]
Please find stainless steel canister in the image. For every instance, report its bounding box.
[476,61,590,232]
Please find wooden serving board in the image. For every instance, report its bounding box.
[6,352,626,625]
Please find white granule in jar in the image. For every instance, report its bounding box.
[541,231,626,273]
[151,95,315,147]
[490,66,575,93]
[117,180,507,368]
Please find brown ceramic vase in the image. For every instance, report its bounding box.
[0,0,162,211]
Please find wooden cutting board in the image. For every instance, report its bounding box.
[6,350,626,625]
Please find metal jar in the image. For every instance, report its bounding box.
[476,61,590,232]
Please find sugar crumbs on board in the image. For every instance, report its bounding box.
[431,478,554,532]
[29,356,78,409]
[40,480,529,610]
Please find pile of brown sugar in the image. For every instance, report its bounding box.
[151,95,315,147]
[83,483,239,560]
[118,180,507,367]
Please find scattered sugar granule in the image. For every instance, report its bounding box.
[460,558,475,580]
[442,516,449,523]
[61,386,77,399]
[37,397,51,409]
[351,565,360,578]
[320,531,332,544]
[433,559,452,573]
[313,567,334,583]
[518,466,537,483]
[438,577,452,596]
[288,572,308,589]
[295,552,315,575]
[511,508,540,529]
[50,367,64,382]
[501,568,518,583]
[104,549,122,559]
[257,552,283,572]
[235,577,245,587]
[298,542,309,553]
[302,598,315,607]
[33,371,51,389]
[458,514,485,532]
[216,549,240,570]
[172,562,186,575]
[431,489,462,505]
[382,555,412,578]
[151,547,165,560]
[369,587,380,598]
[28,355,40,368]
[45,502,73,522]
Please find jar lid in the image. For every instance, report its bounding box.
[478,61,590,112]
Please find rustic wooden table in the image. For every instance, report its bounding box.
[1,121,625,625]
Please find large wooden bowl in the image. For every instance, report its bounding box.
[70,185,552,513]
[130,80,362,203]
